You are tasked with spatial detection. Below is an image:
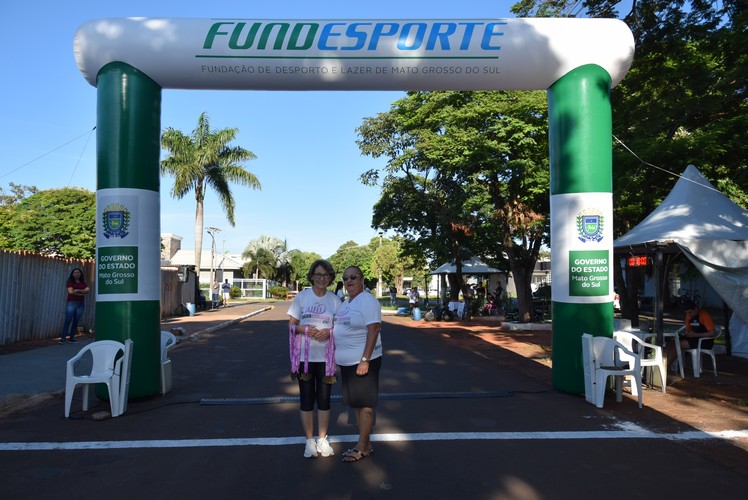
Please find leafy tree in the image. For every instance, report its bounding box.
[289,249,323,288]
[0,183,39,248]
[512,0,748,321]
[371,237,402,290]
[0,183,38,206]
[358,97,479,300]
[358,91,550,320]
[274,239,294,286]
[0,187,95,258]
[161,112,261,270]
[328,241,376,286]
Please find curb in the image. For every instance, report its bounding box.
[0,391,62,418]
[0,306,275,418]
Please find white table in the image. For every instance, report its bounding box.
[631,329,683,378]
[447,301,464,317]
[663,330,685,378]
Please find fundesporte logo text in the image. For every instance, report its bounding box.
[200,20,505,55]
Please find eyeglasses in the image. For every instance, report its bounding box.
[342,274,359,281]
[313,273,330,279]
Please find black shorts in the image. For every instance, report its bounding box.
[686,337,714,350]
[339,357,382,408]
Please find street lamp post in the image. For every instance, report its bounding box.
[207,227,221,292]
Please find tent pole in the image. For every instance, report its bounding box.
[654,248,665,346]
[723,300,732,356]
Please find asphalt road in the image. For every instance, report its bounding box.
[1,303,747,499]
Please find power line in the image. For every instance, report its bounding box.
[0,126,96,181]
[66,128,96,187]
[613,134,722,194]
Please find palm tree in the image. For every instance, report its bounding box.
[242,247,276,279]
[242,235,290,280]
[161,112,261,270]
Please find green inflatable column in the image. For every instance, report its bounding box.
[95,62,162,398]
[548,64,615,394]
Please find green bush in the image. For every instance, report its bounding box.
[230,285,242,299]
[270,286,289,299]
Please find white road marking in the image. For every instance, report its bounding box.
[2,429,746,451]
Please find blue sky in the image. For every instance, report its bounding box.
[1,1,517,259]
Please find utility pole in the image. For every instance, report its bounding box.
[207,227,221,285]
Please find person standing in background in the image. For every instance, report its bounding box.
[389,284,397,306]
[211,279,219,309]
[59,268,90,344]
[334,281,345,301]
[221,279,231,307]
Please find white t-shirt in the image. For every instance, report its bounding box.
[334,291,382,366]
[288,288,341,362]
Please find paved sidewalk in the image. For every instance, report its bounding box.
[0,301,274,415]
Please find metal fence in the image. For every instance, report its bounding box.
[0,251,193,345]
[0,251,96,344]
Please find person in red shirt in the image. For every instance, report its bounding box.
[59,268,90,344]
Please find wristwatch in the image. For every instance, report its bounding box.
[360,356,369,362]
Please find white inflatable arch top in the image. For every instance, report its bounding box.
[74,17,634,91]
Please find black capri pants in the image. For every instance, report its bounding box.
[297,362,332,412]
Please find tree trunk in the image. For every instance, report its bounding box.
[510,262,535,323]
[447,256,464,302]
[194,199,204,273]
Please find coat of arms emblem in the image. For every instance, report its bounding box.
[102,203,131,239]
[577,208,604,243]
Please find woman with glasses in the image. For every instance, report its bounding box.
[335,265,382,462]
[288,259,341,458]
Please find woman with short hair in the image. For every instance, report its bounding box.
[334,265,382,462]
[288,259,340,458]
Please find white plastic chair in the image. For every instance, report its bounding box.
[581,334,597,405]
[116,339,133,415]
[160,331,177,362]
[587,335,643,409]
[613,331,666,394]
[160,331,177,394]
[684,326,722,378]
[65,340,126,418]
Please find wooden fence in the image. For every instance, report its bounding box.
[0,251,193,345]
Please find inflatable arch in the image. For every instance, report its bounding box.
[74,17,635,397]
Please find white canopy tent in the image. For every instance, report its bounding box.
[614,165,748,356]
[430,257,503,275]
[428,257,505,303]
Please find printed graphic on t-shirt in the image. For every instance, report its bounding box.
[335,303,352,327]
[300,301,334,329]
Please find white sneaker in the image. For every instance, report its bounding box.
[304,438,318,458]
[316,436,334,457]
